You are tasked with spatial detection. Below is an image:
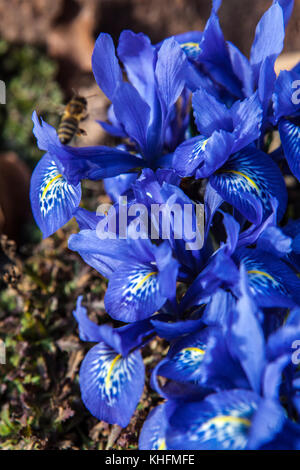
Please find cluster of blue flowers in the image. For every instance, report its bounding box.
[30,0,300,450]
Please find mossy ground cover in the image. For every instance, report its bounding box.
[0,222,166,449]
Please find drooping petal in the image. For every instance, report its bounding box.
[30,153,81,238]
[173,131,233,178]
[102,240,179,322]
[209,147,287,224]
[234,248,300,308]
[157,327,246,390]
[278,117,300,182]
[92,33,123,100]
[104,263,166,322]
[79,342,144,427]
[166,390,260,450]
[68,230,131,278]
[157,330,208,384]
[74,296,155,355]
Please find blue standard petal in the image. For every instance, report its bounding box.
[92,33,122,100]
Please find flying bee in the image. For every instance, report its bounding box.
[58,94,88,144]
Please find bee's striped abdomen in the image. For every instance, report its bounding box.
[58,116,79,144]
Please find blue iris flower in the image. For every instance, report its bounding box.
[73,296,154,427]
[172,89,287,225]
[182,212,300,316]
[173,1,293,118]
[30,31,190,238]
[30,112,144,238]
[94,31,189,162]
[140,268,300,450]
[69,229,179,322]
[28,0,300,449]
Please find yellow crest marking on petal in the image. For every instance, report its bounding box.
[132,271,157,293]
[204,415,251,428]
[247,270,275,281]
[41,174,63,200]
[105,354,122,388]
[222,170,260,192]
[182,347,205,355]
[181,42,200,49]
[158,439,166,450]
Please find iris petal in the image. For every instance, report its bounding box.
[210,147,287,223]
[30,153,81,238]
[105,264,166,322]
[278,117,300,182]
[234,248,300,308]
[79,342,144,427]
[167,390,259,450]
[139,404,168,450]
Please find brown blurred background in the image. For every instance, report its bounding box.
[0,0,299,242]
